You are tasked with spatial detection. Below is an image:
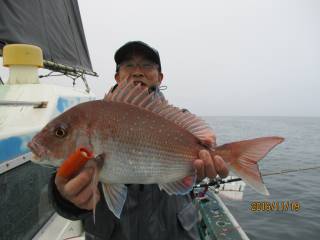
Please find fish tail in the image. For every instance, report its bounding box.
[214,136,284,195]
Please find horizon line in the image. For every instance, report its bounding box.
[200,115,320,118]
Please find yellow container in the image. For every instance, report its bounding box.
[3,44,43,67]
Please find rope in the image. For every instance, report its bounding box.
[38,70,90,92]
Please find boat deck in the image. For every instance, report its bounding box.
[196,191,249,240]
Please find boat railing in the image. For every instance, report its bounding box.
[0,100,48,108]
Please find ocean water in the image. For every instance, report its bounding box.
[203,117,320,240]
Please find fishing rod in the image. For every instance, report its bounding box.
[193,165,320,190]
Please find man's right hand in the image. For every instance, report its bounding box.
[55,161,101,210]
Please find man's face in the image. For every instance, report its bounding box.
[115,54,163,87]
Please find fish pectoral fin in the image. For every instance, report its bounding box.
[159,175,196,195]
[102,183,127,219]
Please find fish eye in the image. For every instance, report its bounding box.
[55,125,68,138]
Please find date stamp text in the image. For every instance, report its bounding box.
[250,201,300,212]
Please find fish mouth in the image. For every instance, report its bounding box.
[27,141,48,162]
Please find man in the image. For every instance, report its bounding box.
[49,41,229,240]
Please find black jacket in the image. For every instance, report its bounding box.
[49,174,200,240]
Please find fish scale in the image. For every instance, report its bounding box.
[99,138,194,184]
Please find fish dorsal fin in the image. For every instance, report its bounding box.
[104,80,216,146]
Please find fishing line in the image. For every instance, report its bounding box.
[262,165,320,176]
[193,165,320,189]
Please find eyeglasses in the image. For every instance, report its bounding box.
[119,61,158,71]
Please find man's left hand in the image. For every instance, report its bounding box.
[194,150,229,181]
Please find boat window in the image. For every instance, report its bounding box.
[0,161,54,239]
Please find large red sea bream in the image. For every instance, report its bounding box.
[28,79,284,218]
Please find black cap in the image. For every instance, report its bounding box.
[114,41,161,72]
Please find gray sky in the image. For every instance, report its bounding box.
[78,0,320,117]
[2,0,320,116]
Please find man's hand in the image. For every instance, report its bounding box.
[55,160,101,210]
[194,150,229,181]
